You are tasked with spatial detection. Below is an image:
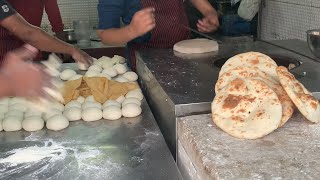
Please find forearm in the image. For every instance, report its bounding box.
[98,26,136,45]
[190,0,216,15]
[0,74,12,97]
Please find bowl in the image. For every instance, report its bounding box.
[307,29,320,58]
[63,29,77,44]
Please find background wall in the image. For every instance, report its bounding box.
[260,0,320,41]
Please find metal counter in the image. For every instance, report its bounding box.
[135,40,320,156]
[0,103,182,179]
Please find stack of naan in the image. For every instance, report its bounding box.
[212,52,320,139]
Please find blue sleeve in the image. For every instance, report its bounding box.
[97,0,123,29]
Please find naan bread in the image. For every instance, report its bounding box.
[219,52,278,79]
[212,78,282,139]
[173,38,219,54]
[215,66,294,127]
[277,66,320,123]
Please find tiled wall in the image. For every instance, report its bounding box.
[41,0,99,34]
[260,0,320,41]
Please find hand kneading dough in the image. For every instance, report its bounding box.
[22,117,44,132]
[65,100,82,109]
[82,107,103,121]
[113,64,127,74]
[122,72,138,82]
[173,38,219,54]
[122,103,142,118]
[82,101,102,110]
[2,116,22,131]
[103,106,122,120]
[122,98,141,106]
[125,90,143,101]
[103,100,121,108]
[63,107,82,121]
[46,114,69,131]
[102,68,117,77]
[60,69,77,80]
[116,95,125,103]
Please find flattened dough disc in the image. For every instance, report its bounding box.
[173,38,219,54]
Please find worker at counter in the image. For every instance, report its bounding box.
[0,0,92,67]
[97,0,219,70]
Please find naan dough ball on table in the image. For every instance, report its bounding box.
[22,116,44,132]
[60,69,77,81]
[24,110,42,118]
[122,103,142,118]
[0,97,9,105]
[122,72,138,82]
[63,107,82,121]
[82,107,103,121]
[46,114,69,131]
[5,110,24,120]
[103,100,121,108]
[76,96,85,104]
[9,97,26,106]
[65,100,82,110]
[113,64,127,75]
[0,113,4,120]
[112,55,126,64]
[173,38,219,54]
[102,68,117,77]
[103,106,122,120]
[88,64,102,72]
[114,76,129,83]
[116,95,125,103]
[85,95,96,102]
[82,101,102,110]
[122,98,141,106]
[69,74,83,81]
[94,56,109,66]
[43,109,62,122]
[0,104,8,114]
[9,103,28,112]
[51,102,65,112]
[125,89,144,101]
[85,70,100,77]
[2,116,22,131]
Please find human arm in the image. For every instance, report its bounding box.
[97,0,155,45]
[190,0,219,33]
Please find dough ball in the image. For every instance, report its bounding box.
[85,95,96,102]
[122,103,142,118]
[46,114,69,131]
[5,110,24,119]
[103,106,122,120]
[112,55,126,64]
[82,107,102,122]
[24,110,42,118]
[2,116,22,131]
[77,62,88,71]
[69,74,83,81]
[113,64,127,75]
[51,102,65,112]
[122,72,138,82]
[9,97,26,106]
[65,100,82,109]
[0,119,3,131]
[116,95,125,103]
[77,96,85,104]
[22,117,44,132]
[82,101,102,110]
[43,109,62,121]
[60,69,77,81]
[85,70,100,77]
[88,65,102,72]
[125,90,144,101]
[9,103,27,112]
[102,68,117,77]
[114,76,129,83]
[0,104,8,114]
[103,100,121,108]
[97,73,111,80]
[122,98,141,106]
[0,97,9,105]
[63,107,82,121]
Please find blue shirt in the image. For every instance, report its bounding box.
[97,0,151,44]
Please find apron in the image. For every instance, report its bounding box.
[0,28,24,65]
[129,0,190,70]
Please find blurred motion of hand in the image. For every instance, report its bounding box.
[197,10,220,33]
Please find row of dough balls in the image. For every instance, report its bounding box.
[0,89,143,132]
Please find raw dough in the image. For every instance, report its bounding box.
[0,104,8,114]
[9,104,28,112]
[173,38,219,54]
[116,95,125,103]
[51,102,65,112]
[82,101,102,110]
[85,95,96,102]
[97,73,111,80]
[2,116,22,131]
[5,110,24,119]
[122,103,142,118]
[103,106,122,120]
[63,107,82,121]
[22,117,44,132]
[114,76,129,83]
[0,97,9,105]
[125,90,143,101]
[122,72,138,82]
[9,97,26,106]
[25,110,42,118]
[103,100,121,108]
[60,69,77,81]
[46,114,69,131]
[77,62,88,71]
[82,107,103,121]
[69,74,83,81]
[43,109,62,121]
[76,96,85,104]
[85,70,100,77]
[112,55,126,64]
[113,64,127,74]
[65,100,82,109]
[122,98,141,106]
[102,68,117,77]
[88,65,102,72]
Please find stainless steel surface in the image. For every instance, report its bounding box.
[307,29,320,59]
[180,25,223,44]
[136,40,320,156]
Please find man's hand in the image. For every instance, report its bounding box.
[128,7,156,38]
[197,10,219,33]
[71,48,93,70]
